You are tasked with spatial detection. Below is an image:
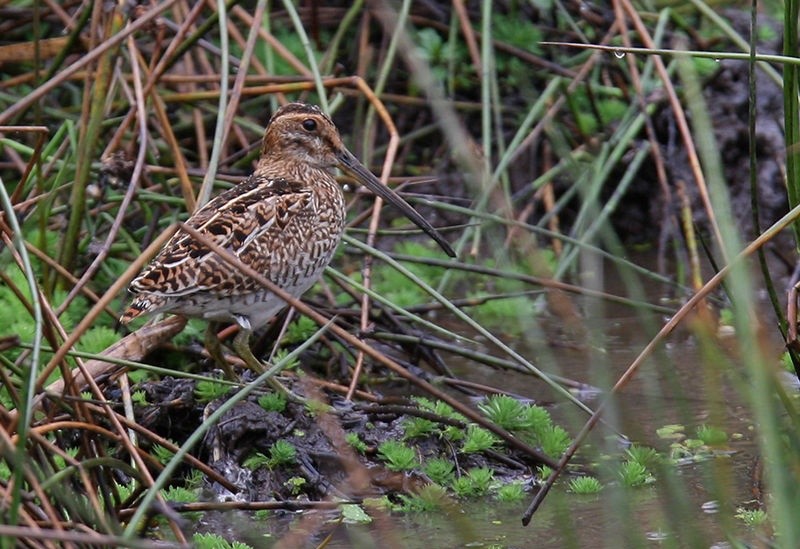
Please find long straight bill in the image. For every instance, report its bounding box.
[337,149,456,257]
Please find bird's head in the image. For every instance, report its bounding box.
[258,103,456,258]
[259,103,344,170]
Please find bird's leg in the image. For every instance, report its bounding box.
[231,325,264,375]
[232,317,305,404]
[204,322,238,381]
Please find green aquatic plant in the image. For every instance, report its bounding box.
[398,483,449,513]
[451,468,494,498]
[131,390,148,406]
[161,486,201,520]
[467,291,539,335]
[568,476,603,495]
[466,467,494,495]
[126,367,150,384]
[441,425,465,442]
[303,398,332,417]
[451,476,475,498]
[496,482,526,502]
[402,416,439,439]
[257,391,287,413]
[243,452,273,471]
[696,424,728,446]
[781,351,795,372]
[656,424,685,440]
[538,425,571,458]
[345,432,367,454]
[461,424,499,454]
[50,448,79,471]
[194,379,229,403]
[735,507,768,528]
[76,326,118,354]
[284,476,306,495]
[0,388,15,412]
[183,470,204,489]
[112,481,137,505]
[413,397,464,421]
[151,444,175,466]
[424,458,455,485]
[625,445,660,469]
[411,397,468,442]
[478,394,532,431]
[377,440,417,471]
[171,318,206,348]
[193,533,253,549]
[372,260,427,307]
[524,405,556,435]
[268,440,297,467]
[537,465,553,481]
[619,461,655,488]
[244,440,297,471]
[282,315,317,345]
[271,348,299,370]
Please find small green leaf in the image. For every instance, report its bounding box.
[341,504,372,524]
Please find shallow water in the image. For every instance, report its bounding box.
[199,253,776,548]
[349,323,760,548]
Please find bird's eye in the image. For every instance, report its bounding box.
[302,119,317,132]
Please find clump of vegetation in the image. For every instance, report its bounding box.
[656,423,730,462]
[194,380,230,403]
[193,533,253,549]
[461,425,500,454]
[398,484,450,513]
[477,395,571,458]
[76,326,118,354]
[282,316,318,345]
[735,507,768,528]
[151,443,176,466]
[424,458,456,485]
[346,433,368,453]
[568,476,603,495]
[160,486,201,520]
[257,392,287,413]
[695,424,728,446]
[270,348,300,371]
[618,461,655,488]
[451,468,494,498]
[284,476,306,496]
[625,445,660,469]
[402,416,440,439]
[496,482,526,502]
[243,441,297,471]
[377,441,418,471]
[478,394,533,431]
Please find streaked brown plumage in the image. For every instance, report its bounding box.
[120,103,453,380]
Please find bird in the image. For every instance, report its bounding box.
[120,102,455,387]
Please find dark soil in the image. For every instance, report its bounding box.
[134,373,537,506]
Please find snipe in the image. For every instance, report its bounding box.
[121,103,454,384]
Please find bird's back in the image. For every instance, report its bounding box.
[121,171,346,328]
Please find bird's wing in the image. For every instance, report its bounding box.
[129,176,315,298]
